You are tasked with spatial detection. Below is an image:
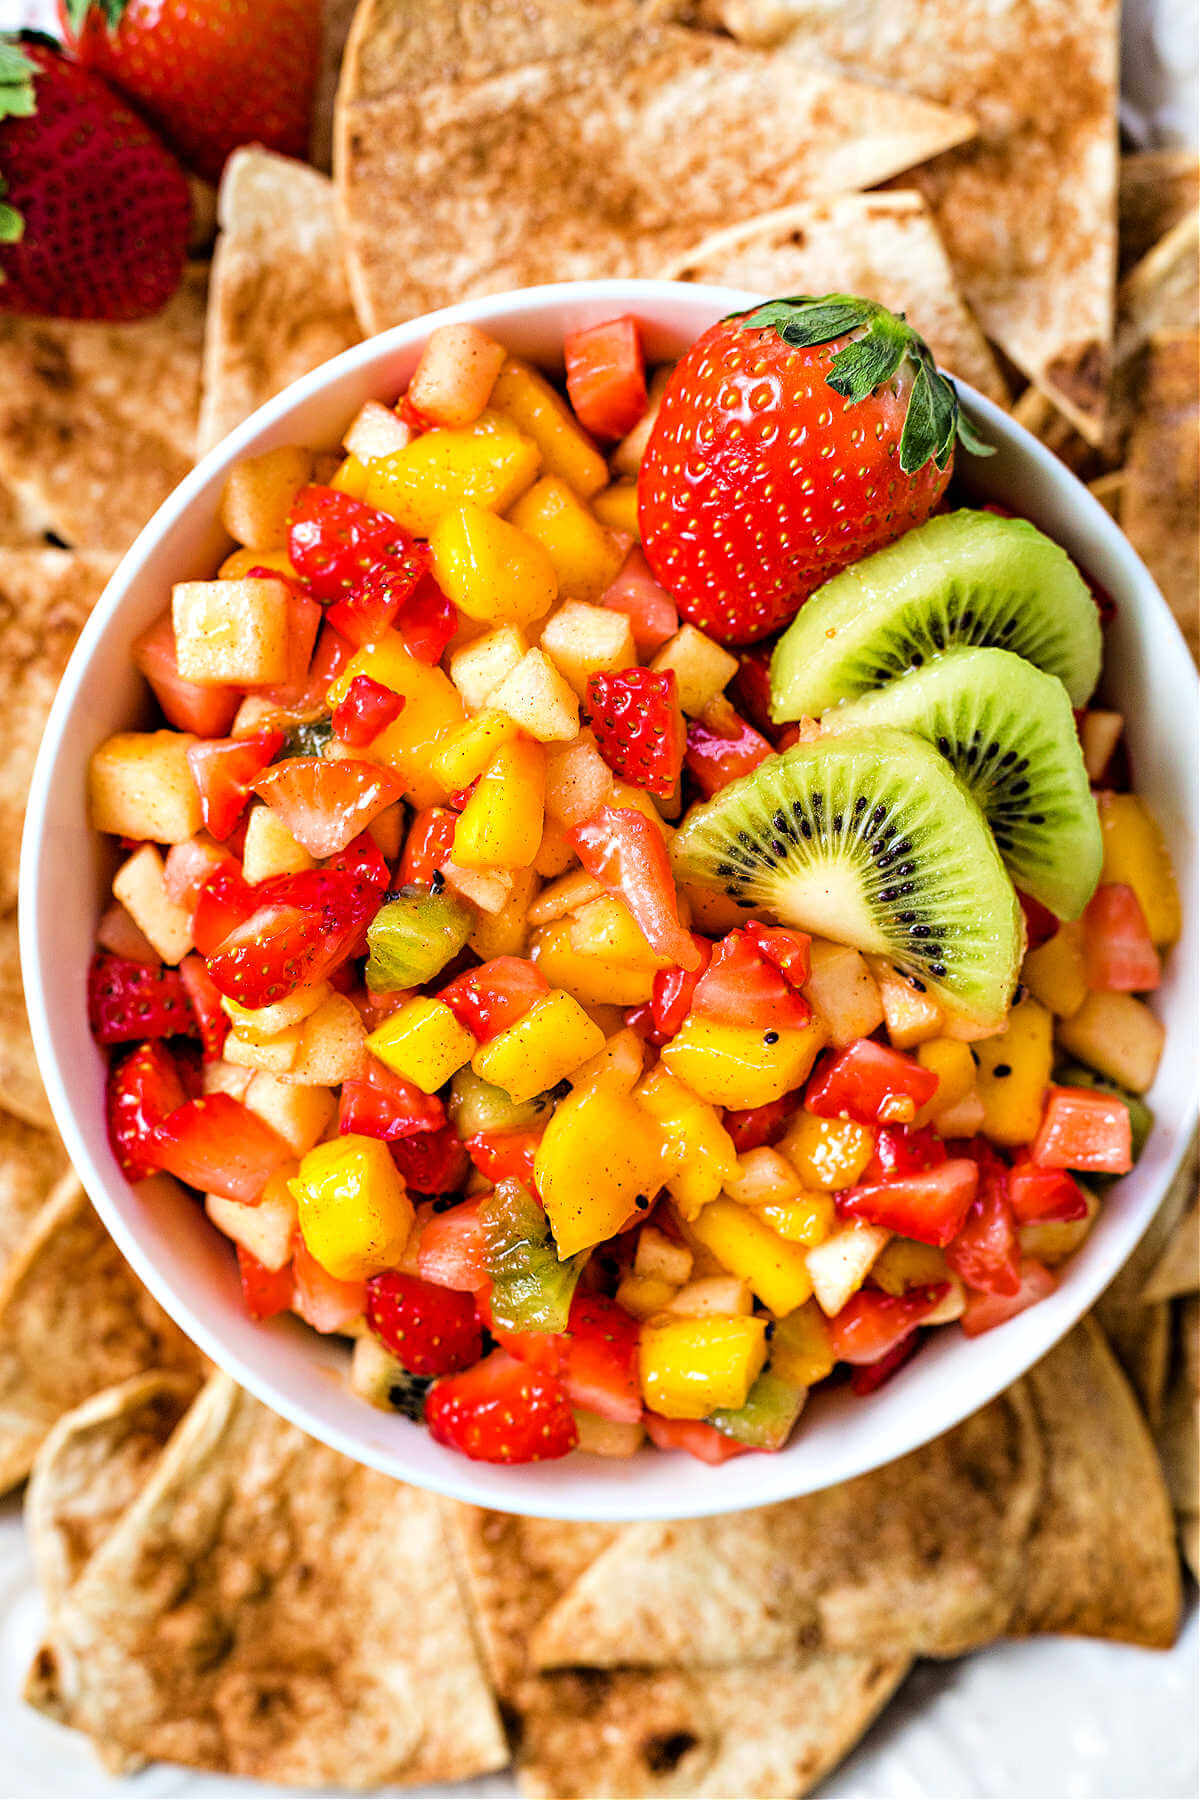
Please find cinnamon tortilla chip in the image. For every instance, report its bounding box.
[0,548,117,915]
[1120,332,1199,663]
[1143,1204,1199,1304]
[1158,1297,1199,1518]
[1113,211,1200,369]
[706,0,1120,445]
[1010,384,1104,481]
[0,1175,204,1492]
[336,0,976,333]
[198,149,361,455]
[449,1508,906,1800]
[663,191,1007,403]
[27,1374,508,1787]
[0,915,56,1131]
[1118,150,1200,274]
[0,267,206,553]
[311,0,360,170]
[0,474,52,547]
[1097,1133,1198,1415]
[0,1110,67,1275]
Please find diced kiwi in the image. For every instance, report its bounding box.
[365,887,471,991]
[480,1181,585,1333]
[350,1335,432,1419]
[446,1066,556,1137]
[822,647,1101,919]
[1055,1063,1153,1160]
[770,510,1102,721]
[672,728,1022,1033]
[273,716,334,760]
[709,1368,806,1449]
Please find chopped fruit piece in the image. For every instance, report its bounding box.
[449,624,528,710]
[431,503,558,627]
[290,1133,415,1282]
[342,401,412,464]
[407,323,507,428]
[509,475,623,602]
[529,920,658,1009]
[541,601,637,700]
[112,844,193,965]
[758,1191,837,1246]
[770,1300,836,1386]
[974,997,1055,1146]
[89,730,203,844]
[332,675,405,748]
[560,1293,642,1423]
[106,1040,188,1181]
[961,1259,1057,1336]
[869,959,946,1048]
[365,890,471,992]
[780,1112,875,1191]
[651,624,738,717]
[464,1129,542,1188]
[171,578,291,687]
[639,1314,768,1420]
[324,542,432,647]
[286,485,402,599]
[828,1283,947,1364]
[1021,922,1089,1018]
[241,802,314,882]
[340,1057,446,1143]
[636,1064,737,1217]
[482,1179,585,1334]
[366,1270,483,1375]
[441,958,551,1044]
[490,357,608,498]
[453,737,546,869]
[662,1016,827,1111]
[913,1038,976,1124]
[236,1245,295,1322]
[666,1274,753,1316]
[710,1368,806,1450]
[534,1080,664,1256]
[1008,1160,1089,1224]
[134,614,239,738]
[587,666,685,800]
[635,1224,694,1285]
[601,547,678,656]
[643,1413,751,1463]
[490,646,580,743]
[365,412,542,538]
[179,955,230,1061]
[571,895,671,972]
[400,806,458,886]
[867,1237,950,1295]
[1032,1087,1133,1174]
[432,711,520,790]
[192,865,256,957]
[690,928,812,1031]
[646,938,712,1039]
[564,316,648,440]
[290,1240,367,1333]
[389,1124,471,1196]
[806,1040,939,1128]
[803,941,885,1048]
[242,1075,334,1159]
[862,1124,947,1182]
[88,954,196,1046]
[544,730,614,826]
[206,869,380,1009]
[570,805,698,970]
[1083,884,1161,991]
[327,633,465,809]
[687,1199,814,1315]
[207,1177,299,1273]
[1096,792,1181,945]
[1056,991,1164,1095]
[591,481,640,538]
[186,729,283,841]
[472,990,604,1104]
[722,1095,795,1154]
[367,997,476,1094]
[155,1093,291,1204]
[426,1351,578,1463]
[837,1161,979,1248]
[684,699,774,798]
[849,1333,924,1393]
[805,1220,890,1317]
[945,1153,1020,1297]
[251,757,404,860]
[415,1197,488,1293]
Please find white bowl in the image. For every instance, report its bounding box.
[20,281,1199,1522]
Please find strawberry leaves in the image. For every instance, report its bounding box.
[62,0,129,32]
[734,293,993,477]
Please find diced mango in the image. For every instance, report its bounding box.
[539,601,636,699]
[781,1112,875,1191]
[758,1192,837,1246]
[471,989,604,1104]
[568,1026,646,1096]
[453,737,545,870]
[290,1134,415,1282]
[914,1037,977,1125]
[490,646,580,742]
[89,731,202,843]
[687,1198,814,1316]
[242,802,315,881]
[367,997,476,1093]
[1057,990,1165,1094]
[1022,921,1088,1018]
[975,996,1054,1145]
[329,454,371,497]
[569,894,667,971]
[530,920,658,1007]
[433,710,520,791]
[534,1081,664,1256]
[769,1300,836,1387]
[468,866,540,960]
[508,475,623,602]
[805,1221,890,1316]
[871,1238,951,1295]
[636,1065,737,1218]
[1097,792,1181,945]
[449,625,528,711]
[639,1313,767,1419]
[172,578,291,686]
[650,624,738,717]
[407,323,506,428]
[868,958,945,1047]
[112,843,193,964]
[365,410,541,537]
[219,445,312,549]
[661,1015,827,1111]
[591,481,640,537]
[218,545,298,581]
[803,940,885,1046]
[431,503,558,628]
[490,357,608,498]
[327,632,465,808]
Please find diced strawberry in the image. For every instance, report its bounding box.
[464,1129,543,1188]
[426,1349,577,1462]
[1018,890,1059,952]
[723,1093,796,1153]
[390,1124,471,1195]
[339,1056,446,1141]
[133,611,238,737]
[286,485,406,600]
[690,927,812,1031]
[961,1258,1057,1336]
[236,1243,294,1322]
[829,1283,948,1364]
[1031,1087,1133,1174]
[366,1270,483,1375]
[192,864,257,957]
[162,836,235,910]
[563,316,647,441]
[153,1092,291,1203]
[838,1160,978,1247]
[562,1292,642,1423]
[587,666,684,799]
[263,621,354,718]
[570,805,700,971]
[88,954,197,1046]
[849,1330,923,1395]
[178,954,229,1061]
[1083,883,1161,991]
[400,806,458,886]
[439,956,550,1042]
[601,547,678,656]
[327,831,392,888]
[324,541,432,648]
[205,868,381,1008]
[395,574,459,665]
[944,1149,1021,1296]
[862,1124,948,1183]
[290,1238,367,1333]
[186,729,284,841]
[256,584,323,698]
[417,1196,489,1292]
[684,700,772,797]
[1008,1157,1089,1223]
[332,674,405,748]
[728,649,777,740]
[105,1040,188,1180]
[744,922,811,989]
[650,935,713,1039]
[806,1039,938,1127]
[643,1413,751,1463]
[250,758,404,860]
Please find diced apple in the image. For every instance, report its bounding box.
[223,981,331,1043]
[96,901,158,964]
[407,323,507,428]
[219,445,313,549]
[442,862,514,914]
[343,399,413,463]
[241,803,314,882]
[206,1179,298,1271]
[244,1071,336,1155]
[449,625,528,711]
[540,602,636,699]
[224,1026,300,1074]
[1056,990,1165,1094]
[467,866,540,959]
[544,730,613,824]
[1079,710,1123,783]
[490,647,580,742]
[284,993,368,1085]
[805,1220,890,1317]
[527,869,603,926]
[723,1148,809,1207]
[532,820,578,877]
[89,731,203,844]
[868,958,945,1047]
[650,623,738,716]
[803,940,885,1046]
[665,1274,755,1316]
[172,578,291,687]
[202,1060,253,1099]
[111,844,194,965]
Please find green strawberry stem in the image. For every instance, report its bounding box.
[732,293,993,476]
[63,0,130,32]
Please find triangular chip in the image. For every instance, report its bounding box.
[27,1374,508,1786]
[1119,150,1200,274]
[663,191,1006,402]
[0,548,117,915]
[0,474,52,547]
[1143,1203,1199,1304]
[0,1175,204,1493]
[336,0,976,332]
[0,266,206,552]
[198,148,361,455]
[311,0,360,170]
[705,0,1119,444]
[0,915,57,1132]
[1096,1134,1198,1415]
[1158,1296,1199,1518]
[1113,210,1200,367]
[1120,331,1199,662]
[0,1110,67,1275]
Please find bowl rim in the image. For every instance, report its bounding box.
[19,278,1200,1521]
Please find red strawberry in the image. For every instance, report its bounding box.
[683,697,772,797]
[88,953,196,1045]
[286,486,405,601]
[438,956,549,1042]
[639,295,988,644]
[587,666,684,799]
[426,1350,578,1463]
[192,864,257,958]
[186,729,284,842]
[0,38,189,321]
[389,1124,470,1196]
[365,1270,483,1376]
[332,675,405,749]
[178,954,229,1061]
[236,1244,294,1322]
[340,1057,446,1142]
[570,806,700,971]
[106,1039,187,1180]
[462,1129,542,1189]
[59,0,320,185]
[399,806,458,887]
[325,548,438,650]
[250,758,404,859]
[205,868,380,1009]
[153,1091,291,1203]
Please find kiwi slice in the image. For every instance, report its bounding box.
[365,888,471,991]
[672,728,1022,1032]
[447,1067,556,1137]
[770,510,1102,721]
[821,647,1101,919]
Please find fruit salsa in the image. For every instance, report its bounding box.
[86,298,1180,1466]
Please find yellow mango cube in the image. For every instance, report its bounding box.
[758,1191,837,1246]
[534,1081,665,1256]
[1097,792,1181,944]
[365,410,540,537]
[453,736,545,869]
[914,1037,977,1125]
[290,1134,415,1282]
[591,481,640,537]
[489,358,608,498]
[431,503,558,627]
[868,958,945,1047]
[327,632,465,808]
[639,1314,768,1419]
[329,454,371,498]
[508,475,623,602]
[89,731,202,843]
[635,1065,737,1219]
[568,1025,646,1096]
[569,894,667,971]
[469,866,540,960]
[367,997,476,1093]
[218,545,298,581]
[172,578,291,686]
[974,996,1053,1145]
[687,1199,814,1316]
[1022,921,1088,1018]
[661,1015,827,1111]
[530,920,658,1007]
[219,445,312,549]
[781,1112,875,1191]
[615,1270,680,1320]
[472,989,605,1104]
[769,1300,836,1387]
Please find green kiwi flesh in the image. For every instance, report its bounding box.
[821,647,1101,919]
[672,728,1022,1033]
[770,510,1102,720]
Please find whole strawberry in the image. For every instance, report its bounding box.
[0,37,188,321]
[638,295,990,645]
[59,0,321,184]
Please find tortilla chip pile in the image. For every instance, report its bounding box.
[0,0,1195,1789]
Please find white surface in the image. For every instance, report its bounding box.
[19,279,1200,1525]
